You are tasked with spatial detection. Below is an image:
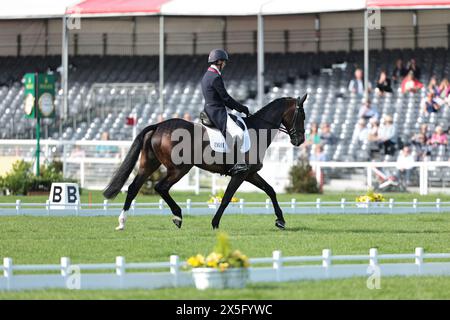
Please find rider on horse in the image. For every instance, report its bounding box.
[201,49,251,176]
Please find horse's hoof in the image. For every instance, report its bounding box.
[115,225,125,231]
[211,222,219,230]
[172,216,182,229]
[275,220,286,230]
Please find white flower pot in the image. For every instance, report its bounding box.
[192,268,249,290]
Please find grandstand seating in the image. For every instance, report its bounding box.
[1,47,450,166]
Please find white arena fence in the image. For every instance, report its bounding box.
[1,139,450,194]
[1,248,450,291]
[1,198,450,216]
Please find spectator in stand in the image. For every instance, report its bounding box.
[428,125,448,147]
[411,124,431,145]
[348,68,370,96]
[427,75,439,96]
[157,114,165,122]
[377,114,397,156]
[375,70,393,96]
[437,78,450,105]
[420,92,441,115]
[411,133,430,161]
[392,59,407,84]
[401,71,424,94]
[352,118,369,145]
[406,58,421,80]
[396,145,415,186]
[319,123,337,146]
[358,99,379,120]
[183,112,192,121]
[304,122,321,147]
[368,117,380,157]
[309,144,327,162]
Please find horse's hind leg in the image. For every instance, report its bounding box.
[116,158,161,231]
[245,172,285,230]
[154,166,192,228]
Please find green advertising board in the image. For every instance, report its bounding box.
[24,73,55,119]
[23,72,55,176]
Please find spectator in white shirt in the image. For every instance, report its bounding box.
[396,145,415,186]
[352,118,369,145]
[377,114,397,156]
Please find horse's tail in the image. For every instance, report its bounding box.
[103,124,158,199]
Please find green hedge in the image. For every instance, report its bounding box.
[0,160,78,195]
[286,160,320,194]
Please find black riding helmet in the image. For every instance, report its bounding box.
[208,49,229,64]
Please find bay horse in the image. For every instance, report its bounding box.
[103,94,307,230]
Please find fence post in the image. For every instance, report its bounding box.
[266,199,271,214]
[131,200,136,216]
[389,198,394,213]
[369,248,378,267]
[159,199,164,212]
[16,200,21,215]
[239,198,244,214]
[413,198,417,213]
[340,198,346,212]
[322,249,332,268]
[61,257,70,277]
[46,199,50,216]
[436,198,441,213]
[3,257,12,290]
[170,255,180,287]
[316,198,321,214]
[103,199,108,212]
[186,199,191,215]
[415,247,424,273]
[291,198,296,214]
[116,256,125,288]
[273,250,282,282]
[74,200,79,216]
[322,249,331,278]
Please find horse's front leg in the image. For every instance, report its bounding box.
[245,172,285,230]
[211,173,247,229]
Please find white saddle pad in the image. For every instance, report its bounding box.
[203,114,251,153]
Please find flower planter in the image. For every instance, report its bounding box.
[192,268,249,290]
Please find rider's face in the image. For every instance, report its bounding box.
[219,60,226,70]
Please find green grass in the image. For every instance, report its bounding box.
[1,212,450,299]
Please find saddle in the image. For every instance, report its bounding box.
[200,111,246,131]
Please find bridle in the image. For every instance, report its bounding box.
[250,96,306,139]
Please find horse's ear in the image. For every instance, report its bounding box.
[296,94,307,107]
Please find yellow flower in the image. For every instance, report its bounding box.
[218,262,229,271]
[206,252,223,268]
[231,197,239,203]
[187,254,205,267]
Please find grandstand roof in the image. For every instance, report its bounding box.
[367,0,450,9]
[0,0,79,19]
[1,0,450,19]
[66,0,169,17]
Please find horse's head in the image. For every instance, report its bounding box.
[282,95,307,147]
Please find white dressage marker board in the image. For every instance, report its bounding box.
[49,183,81,210]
